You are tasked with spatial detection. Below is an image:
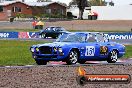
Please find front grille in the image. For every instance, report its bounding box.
[39,46,52,54]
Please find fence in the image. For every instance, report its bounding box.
[0,32,39,39]
[0,32,132,40]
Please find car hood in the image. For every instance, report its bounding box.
[36,42,74,47]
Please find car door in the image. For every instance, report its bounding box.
[83,33,100,60]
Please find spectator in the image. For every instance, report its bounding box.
[88,10,98,20]
[32,20,37,29]
[36,21,44,29]
[93,12,98,20]
[88,10,94,20]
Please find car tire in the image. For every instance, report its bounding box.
[52,36,57,39]
[107,50,118,63]
[52,35,58,39]
[66,50,78,65]
[35,59,47,65]
[41,33,46,38]
[78,60,86,64]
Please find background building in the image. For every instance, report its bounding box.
[0,1,67,20]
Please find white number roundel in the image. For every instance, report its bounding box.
[85,46,95,56]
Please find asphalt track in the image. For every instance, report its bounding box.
[1,58,131,68]
[44,58,132,65]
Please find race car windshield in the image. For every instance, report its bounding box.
[56,33,86,42]
[45,27,56,31]
[96,33,109,42]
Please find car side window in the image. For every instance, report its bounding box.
[45,27,49,30]
[96,33,107,42]
[87,34,97,42]
[60,28,65,31]
[52,28,56,31]
[46,27,53,31]
[56,27,61,31]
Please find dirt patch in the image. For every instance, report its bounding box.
[0,64,131,88]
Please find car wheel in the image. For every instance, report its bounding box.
[52,36,57,39]
[66,50,78,65]
[78,60,86,64]
[107,50,118,63]
[35,60,47,65]
[52,35,58,39]
[41,33,46,38]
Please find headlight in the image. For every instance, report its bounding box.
[31,48,35,52]
[53,47,57,52]
[36,47,39,52]
[58,47,63,53]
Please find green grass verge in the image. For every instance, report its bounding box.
[0,29,39,32]
[124,45,132,58]
[0,29,130,32]
[0,40,48,66]
[69,30,131,32]
[0,40,131,66]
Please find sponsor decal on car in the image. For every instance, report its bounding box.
[100,46,108,55]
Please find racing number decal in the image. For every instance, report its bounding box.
[85,46,95,56]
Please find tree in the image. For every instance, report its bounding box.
[89,0,106,6]
[76,0,89,20]
[37,0,52,2]
[69,0,90,20]
[69,0,77,7]
[109,1,114,6]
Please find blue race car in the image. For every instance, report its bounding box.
[30,32,125,65]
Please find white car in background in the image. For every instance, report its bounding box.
[67,5,91,19]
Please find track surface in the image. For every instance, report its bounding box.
[0,20,132,32]
[0,58,130,68]
[49,58,132,65]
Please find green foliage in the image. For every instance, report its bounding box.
[89,0,106,6]
[16,13,33,18]
[33,13,65,19]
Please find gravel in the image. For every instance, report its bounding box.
[0,64,132,88]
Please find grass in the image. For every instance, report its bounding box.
[0,40,48,66]
[124,45,132,58]
[0,40,131,66]
[0,29,131,32]
[0,29,40,32]
[69,30,131,32]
